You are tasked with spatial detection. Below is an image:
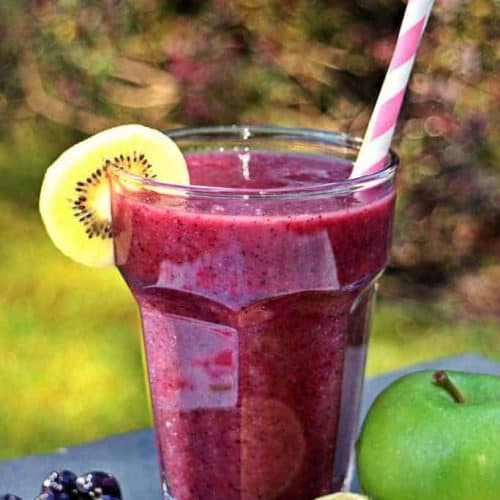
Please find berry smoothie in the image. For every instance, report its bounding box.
[111,147,396,500]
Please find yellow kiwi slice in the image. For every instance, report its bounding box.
[315,494,370,500]
[39,124,189,267]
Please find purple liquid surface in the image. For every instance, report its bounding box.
[111,151,395,500]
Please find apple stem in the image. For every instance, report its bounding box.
[433,370,465,403]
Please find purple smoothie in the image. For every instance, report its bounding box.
[111,150,395,500]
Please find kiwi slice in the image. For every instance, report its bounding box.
[315,494,370,500]
[39,124,189,267]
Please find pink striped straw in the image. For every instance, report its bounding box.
[351,0,435,179]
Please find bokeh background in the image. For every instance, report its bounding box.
[1,0,498,460]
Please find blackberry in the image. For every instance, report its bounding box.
[0,495,23,500]
[75,471,122,500]
[36,470,78,500]
[35,493,70,500]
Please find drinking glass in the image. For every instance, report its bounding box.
[109,126,398,500]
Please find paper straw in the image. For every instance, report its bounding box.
[351,0,435,179]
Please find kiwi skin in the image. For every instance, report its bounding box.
[70,152,156,240]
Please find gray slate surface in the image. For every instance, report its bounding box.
[1,353,498,498]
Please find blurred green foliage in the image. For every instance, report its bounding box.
[0,0,498,459]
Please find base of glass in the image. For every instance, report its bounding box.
[161,476,174,500]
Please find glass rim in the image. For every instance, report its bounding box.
[109,125,399,199]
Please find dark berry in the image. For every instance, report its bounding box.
[36,470,78,499]
[35,492,69,500]
[0,495,22,500]
[42,469,78,491]
[75,471,122,500]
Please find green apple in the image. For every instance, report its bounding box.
[356,370,500,500]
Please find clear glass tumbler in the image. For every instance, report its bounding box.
[109,126,398,500]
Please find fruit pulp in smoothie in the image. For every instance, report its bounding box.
[111,150,395,500]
